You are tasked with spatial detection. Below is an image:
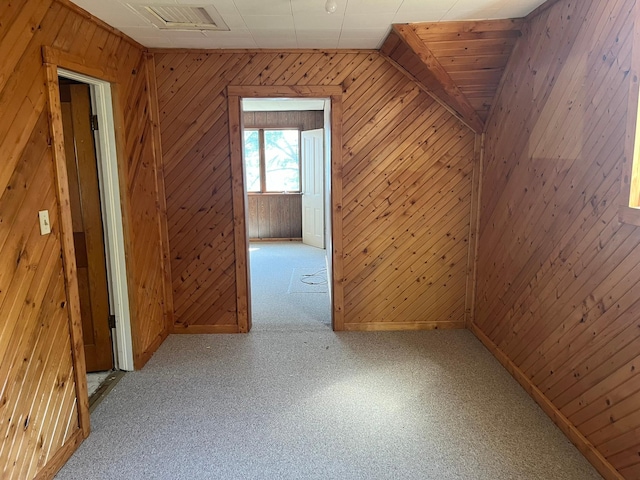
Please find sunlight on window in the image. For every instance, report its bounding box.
[243,130,260,192]
[264,130,300,192]
[242,128,300,193]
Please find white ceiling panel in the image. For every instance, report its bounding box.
[70,0,547,49]
[345,0,403,15]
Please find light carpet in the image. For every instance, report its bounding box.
[249,242,331,332]
[56,329,601,479]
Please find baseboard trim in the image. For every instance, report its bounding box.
[34,428,84,480]
[172,324,241,334]
[469,322,623,480]
[249,237,302,242]
[343,321,464,332]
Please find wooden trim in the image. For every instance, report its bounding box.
[469,322,624,480]
[42,46,118,83]
[464,134,484,327]
[330,94,345,331]
[618,205,640,226]
[248,192,303,196]
[172,324,241,334]
[227,86,344,333]
[381,25,484,134]
[525,0,564,21]
[619,0,640,211]
[54,0,145,50]
[33,428,84,480]
[411,19,525,34]
[228,85,343,98]
[150,48,376,55]
[43,63,91,438]
[344,321,465,332]
[227,93,251,333]
[258,129,267,192]
[144,53,175,333]
[250,237,303,242]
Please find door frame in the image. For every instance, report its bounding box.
[43,49,135,392]
[226,86,345,331]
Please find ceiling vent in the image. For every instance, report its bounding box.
[127,4,230,31]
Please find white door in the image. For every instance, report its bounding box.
[302,129,325,249]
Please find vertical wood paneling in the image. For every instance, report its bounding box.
[1,1,170,478]
[155,51,476,331]
[247,194,302,239]
[474,0,640,478]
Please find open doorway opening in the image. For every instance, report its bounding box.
[242,98,332,331]
[56,69,132,406]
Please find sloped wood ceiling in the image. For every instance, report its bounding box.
[474,0,640,478]
[154,51,478,332]
[381,19,523,130]
[1,0,171,477]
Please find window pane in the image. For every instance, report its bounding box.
[264,130,300,192]
[243,130,260,192]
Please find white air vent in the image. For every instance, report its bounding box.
[128,4,229,31]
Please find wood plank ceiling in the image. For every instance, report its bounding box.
[381,19,524,130]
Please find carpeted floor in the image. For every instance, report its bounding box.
[249,242,331,332]
[55,242,602,479]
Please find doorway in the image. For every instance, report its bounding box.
[227,86,344,332]
[59,79,113,373]
[241,99,330,330]
[56,69,135,404]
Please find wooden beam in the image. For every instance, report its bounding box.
[380,25,485,133]
[464,134,484,327]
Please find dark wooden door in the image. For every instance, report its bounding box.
[60,82,113,372]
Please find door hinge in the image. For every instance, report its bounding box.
[108,314,116,329]
[90,114,99,131]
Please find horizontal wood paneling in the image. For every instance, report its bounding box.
[474,0,639,478]
[154,51,477,331]
[1,1,169,478]
[248,194,302,239]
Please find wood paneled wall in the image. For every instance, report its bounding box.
[154,50,477,331]
[474,0,640,478]
[0,1,170,478]
[247,194,302,239]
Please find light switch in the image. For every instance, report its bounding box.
[38,210,51,235]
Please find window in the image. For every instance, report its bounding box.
[243,128,300,193]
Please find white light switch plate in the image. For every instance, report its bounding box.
[38,210,51,235]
